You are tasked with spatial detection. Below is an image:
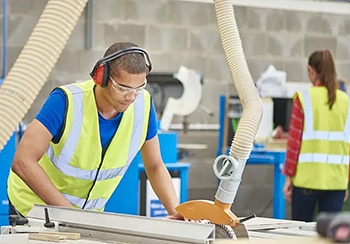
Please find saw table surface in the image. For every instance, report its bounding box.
[0,217,322,244]
[0,234,112,244]
[0,205,324,244]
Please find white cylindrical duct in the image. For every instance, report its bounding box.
[0,0,88,151]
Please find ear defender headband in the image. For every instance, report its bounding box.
[90,47,152,87]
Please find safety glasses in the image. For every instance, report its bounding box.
[109,76,147,95]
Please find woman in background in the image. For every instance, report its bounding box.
[282,50,350,222]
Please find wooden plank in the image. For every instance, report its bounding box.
[28,231,81,242]
[28,233,66,242]
[39,231,81,240]
[243,217,306,230]
[256,225,316,236]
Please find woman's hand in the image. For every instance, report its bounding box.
[283,176,293,202]
[344,188,348,202]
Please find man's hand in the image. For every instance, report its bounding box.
[166,212,184,220]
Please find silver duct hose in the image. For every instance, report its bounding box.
[0,0,88,151]
[213,0,263,204]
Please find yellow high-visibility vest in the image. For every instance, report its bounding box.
[293,87,350,190]
[8,80,151,216]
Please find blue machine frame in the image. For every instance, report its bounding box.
[105,131,190,216]
[0,133,16,227]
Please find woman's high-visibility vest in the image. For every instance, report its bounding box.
[292,87,350,190]
[8,80,151,216]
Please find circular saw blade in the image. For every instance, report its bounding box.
[215,224,236,239]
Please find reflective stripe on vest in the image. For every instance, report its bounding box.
[298,153,349,165]
[62,193,108,210]
[46,84,145,181]
[302,90,350,143]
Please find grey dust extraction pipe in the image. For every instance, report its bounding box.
[0,0,88,151]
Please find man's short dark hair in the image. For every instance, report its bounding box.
[104,42,148,77]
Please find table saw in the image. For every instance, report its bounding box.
[0,204,329,244]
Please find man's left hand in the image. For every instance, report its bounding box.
[166,212,184,220]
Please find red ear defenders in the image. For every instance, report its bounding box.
[90,47,152,87]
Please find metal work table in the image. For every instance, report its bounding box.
[247,150,286,219]
[0,205,324,244]
[0,235,110,244]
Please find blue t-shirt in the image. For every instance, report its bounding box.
[36,88,158,154]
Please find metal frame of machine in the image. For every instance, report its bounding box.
[2,205,327,243]
[1,205,217,244]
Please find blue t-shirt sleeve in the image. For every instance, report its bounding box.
[35,88,66,142]
[146,101,158,141]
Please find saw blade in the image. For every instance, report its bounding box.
[232,223,249,238]
[190,220,249,239]
[215,224,236,239]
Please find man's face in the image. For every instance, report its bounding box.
[106,69,147,112]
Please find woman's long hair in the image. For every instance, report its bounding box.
[308,50,337,109]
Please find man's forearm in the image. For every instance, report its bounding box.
[12,161,72,207]
[146,164,179,215]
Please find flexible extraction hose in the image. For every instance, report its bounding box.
[176,0,263,227]
[213,0,263,206]
[215,0,263,159]
[0,0,88,151]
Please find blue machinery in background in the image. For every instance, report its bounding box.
[0,133,16,227]
[105,131,190,217]
[0,0,14,228]
[217,95,286,219]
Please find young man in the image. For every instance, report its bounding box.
[7,42,183,220]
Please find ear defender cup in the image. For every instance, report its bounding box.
[91,63,109,87]
[90,47,152,87]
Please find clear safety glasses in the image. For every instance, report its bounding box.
[109,76,147,95]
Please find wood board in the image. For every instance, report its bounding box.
[243,217,306,230]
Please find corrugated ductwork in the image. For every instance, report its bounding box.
[0,0,88,151]
[214,0,263,160]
